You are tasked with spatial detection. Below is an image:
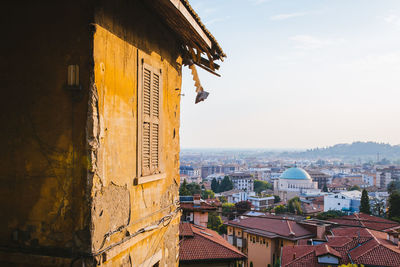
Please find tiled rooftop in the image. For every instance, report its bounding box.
[282,225,400,267]
[328,212,400,231]
[226,216,314,240]
[179,223,246,262]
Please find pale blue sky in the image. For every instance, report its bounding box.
[180,0,400,149]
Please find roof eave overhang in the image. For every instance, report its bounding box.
[145,0,225,74]
[169,0,212,48]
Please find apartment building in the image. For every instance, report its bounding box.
[229,173,255,192]
[226,216,314,267]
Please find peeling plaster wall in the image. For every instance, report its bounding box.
[0,1,93,262]
[0,1,182,266]
[90,1,182,266]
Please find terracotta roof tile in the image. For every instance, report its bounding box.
[226,217,313,239]
[179,222,194,237]
[315,244,341,258]
[282,226,400,267]
[179,223,246,262]
[328,213,400,231]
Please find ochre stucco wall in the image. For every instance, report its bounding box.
[89,1,182,265]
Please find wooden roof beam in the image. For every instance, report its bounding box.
[169,0,212,48]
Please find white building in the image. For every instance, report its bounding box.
[273,167,320,201]
[230,172,254,192]
[219,190,255,204]
[248,195,275,211]
[205,173,225,182]
[362,173,375,187]
[247,167,271,181]
[323,190,362,213]
[376,172,389,189]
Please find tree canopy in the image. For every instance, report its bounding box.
[316,210,346,220]
[359,189,371,214]
[179,180,191,196]
[179,180,201,196]
[219,176,234,192]
[389,191,400,221]
[235,201,252,215]
[348,185,361,191]
[274,205,287,214]
[322,184,328,192]
[207,212,224,234]
[254,180,272,194]
[388,181,400,194]
[222,203,236,220]
[287,197,302,214]
[201,189,215,200]
[210,176,233,193]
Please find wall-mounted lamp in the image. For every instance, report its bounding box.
[66,64,81,90]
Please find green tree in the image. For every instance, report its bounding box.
[254,180,272,194]
[348,185,361,191]
[186,182,201,195]
[219,176,233,192]
[201,189,215,200]
[222,203,236,220]
[388,191,400,220]
[207,212,223,232]
[288,197,302,214]
[235,201,252,215]
[322,184,328,192]
[388,181,400,194]
[179,181,201,196]
[274,205,287,214]
[359,189,371,214]
[211,178,220,193]
[316,210,345,220]
[273,257,280,267]
[218,224,227,235]
[219,196,227,203]
[179,179,190,196]
[274,195,281,203]
[371,197,385,216]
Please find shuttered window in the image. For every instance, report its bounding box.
[136,60,164,185]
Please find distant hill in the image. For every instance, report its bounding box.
[282,142,400,162]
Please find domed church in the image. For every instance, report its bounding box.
[273,167,320,201]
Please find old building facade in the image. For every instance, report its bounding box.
[0,0,224,266]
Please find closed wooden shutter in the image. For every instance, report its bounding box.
[140,62,161,177]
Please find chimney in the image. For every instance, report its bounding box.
[387,231,399,246]
[193,194,201,206]
[317,225,326,239]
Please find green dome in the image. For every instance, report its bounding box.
[280,167,311,180]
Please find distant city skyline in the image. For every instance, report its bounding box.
[180,0,400,149]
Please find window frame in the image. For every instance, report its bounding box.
[135,58,165,185]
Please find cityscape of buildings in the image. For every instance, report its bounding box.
[177,148,400,266]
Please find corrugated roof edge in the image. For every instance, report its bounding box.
[180,0,226,60]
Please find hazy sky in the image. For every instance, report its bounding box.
[180,0,400,149]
